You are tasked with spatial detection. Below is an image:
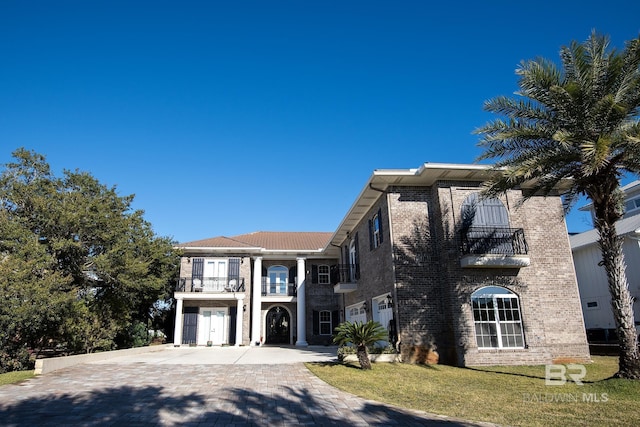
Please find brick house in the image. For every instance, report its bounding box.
[173,163,590,366]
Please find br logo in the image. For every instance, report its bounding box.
[545,364,586,386]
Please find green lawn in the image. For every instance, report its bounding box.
[0,370,35,386]
[306,356,640,427]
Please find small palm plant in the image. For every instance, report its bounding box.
[333,320,389,370]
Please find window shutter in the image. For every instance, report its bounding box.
[312,310,319,335]
[289,265,297,284]
[331,310,340,335]
[330,264,339,284]
[229,306,237,345]
[182,307,199,345]
[192,258,204,280]
[311,265,318,284]
[368,219,374,250]
[229,258,240,279]
[378,208,384,244]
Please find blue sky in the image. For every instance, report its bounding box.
[1,1,639,243]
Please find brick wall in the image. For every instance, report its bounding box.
[387,182,590,366]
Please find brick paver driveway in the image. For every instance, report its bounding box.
[0,347,494,426]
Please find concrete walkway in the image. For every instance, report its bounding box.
[0,346,495,426]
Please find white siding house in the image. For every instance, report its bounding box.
[570,181,640,342]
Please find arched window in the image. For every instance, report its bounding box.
[471,286,524,349]
[267,265,288,295]
[461,193,509,228]
[462,193,515,254]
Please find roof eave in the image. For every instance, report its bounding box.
[325,163,499,249]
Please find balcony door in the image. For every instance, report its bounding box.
[268,265,288,295]
[204,259,227,291]
[349,240,357,282]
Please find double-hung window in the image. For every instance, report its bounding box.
[319,311,332,335]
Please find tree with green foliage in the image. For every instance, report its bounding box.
[333,320,389,370]
[475,32,640,379]
[0,148,180,371]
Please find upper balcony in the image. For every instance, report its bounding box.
[460,227,530,268]
[177,277,245,293]
[333,263,359,293]
[261,277,297,297]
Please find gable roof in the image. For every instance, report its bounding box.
[179,231,333,252]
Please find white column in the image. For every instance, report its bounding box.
[235,295,245,346]
[173,297,183,346]
[251,256,263,346]
[296,257,308,346]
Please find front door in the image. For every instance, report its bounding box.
[265,306,290,344]
[198,307,227,345]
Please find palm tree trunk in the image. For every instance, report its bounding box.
[356,344,372,370]
[594,215,640,379]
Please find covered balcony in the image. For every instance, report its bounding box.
[460,227,530,268]
[176,277,245,293]
[261,277,297,297]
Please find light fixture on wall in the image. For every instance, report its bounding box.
[362,301,368,312]
[386,294,393,308]
[243,304,247,312]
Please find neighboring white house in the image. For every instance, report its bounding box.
[570,180,640,342]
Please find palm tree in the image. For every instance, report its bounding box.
[475,31,640,379]
[333,320,389,370]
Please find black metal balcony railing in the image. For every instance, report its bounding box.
[261,277,297,296]
[461,227,528,256]
[176,277,245,293]
[335,263,359,283]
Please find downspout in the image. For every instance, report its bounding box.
[330,242,346,323]
[369,183,401,351]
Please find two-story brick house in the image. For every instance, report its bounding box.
[174,163,590,366]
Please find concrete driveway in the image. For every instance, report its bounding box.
[0,346,495,426]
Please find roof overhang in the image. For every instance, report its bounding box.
[174,245,339,259]
[325,162,574,249]
[326,163,498,248]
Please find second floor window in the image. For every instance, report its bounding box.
[625,196,640,214]
[267,265,288,294]
[369,208,384,250]
[318,265,330,284]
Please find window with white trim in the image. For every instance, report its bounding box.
[318,265,330,284]
[471,286,524,349]
[372,214,381,248]
[625,196,640,214]
[267,265,288,295]
[319,310,332,335]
